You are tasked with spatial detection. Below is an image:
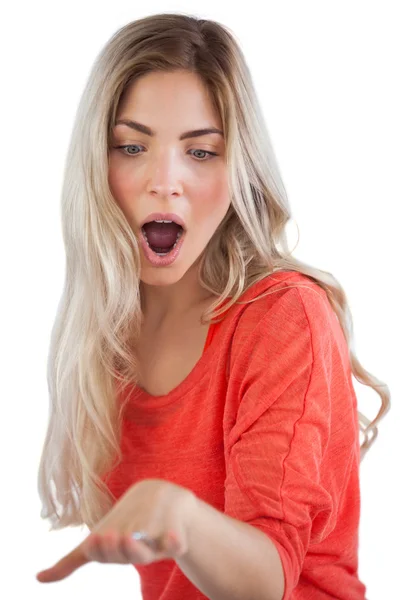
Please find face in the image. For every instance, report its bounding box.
[108,70,230,288]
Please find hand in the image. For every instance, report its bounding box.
[36,478,197,583]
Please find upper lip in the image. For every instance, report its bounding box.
[140,212,186,230]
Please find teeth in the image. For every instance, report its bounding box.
[142,229,183,255]
[154,219,173,223]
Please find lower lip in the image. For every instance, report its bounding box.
[139,228,186,267]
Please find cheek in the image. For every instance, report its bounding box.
[194,178,230,224]
[108,162,139,212]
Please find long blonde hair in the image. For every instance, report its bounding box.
[37,12,391,531]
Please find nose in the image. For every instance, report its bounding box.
[146,151,184,198]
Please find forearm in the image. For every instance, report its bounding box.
[177,495,285,600]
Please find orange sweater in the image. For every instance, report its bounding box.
[103,270,367,599]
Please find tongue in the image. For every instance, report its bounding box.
[142,221,182,250]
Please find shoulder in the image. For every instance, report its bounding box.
[232,270,333,343]
[226,270,349,392]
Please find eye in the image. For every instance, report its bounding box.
[188,149,218,161]
[113,145,218,161]
[114,144,144,156]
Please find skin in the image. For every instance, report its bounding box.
[108,70,231,327]
[36,479,197,582]
[36,75,285,595]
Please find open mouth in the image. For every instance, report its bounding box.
[141,221,184,256]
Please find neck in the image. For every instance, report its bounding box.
[140,264,214,326]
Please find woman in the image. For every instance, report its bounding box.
[36,13,390,600]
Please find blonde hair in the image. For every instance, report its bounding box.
[37,12,391,531]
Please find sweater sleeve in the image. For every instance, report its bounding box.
[224,285,342,599]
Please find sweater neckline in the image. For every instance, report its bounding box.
[122,271,296,410]
[127,300,229,409]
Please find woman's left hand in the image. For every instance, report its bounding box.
[36,478,197,583]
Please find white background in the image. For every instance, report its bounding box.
[1,1,398,598]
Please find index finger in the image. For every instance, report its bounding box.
[36,543,89,583]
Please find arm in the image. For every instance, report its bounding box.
[176,493,284,600]
[176,283,337,600]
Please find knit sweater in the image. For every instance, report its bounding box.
[102,270,367,599]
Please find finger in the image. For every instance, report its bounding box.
[93,531,153,564]
[96,531,130,564]
[165,530,183,555]
[121,533,148,561]
[84,533,111,563]
[120,534,146,562]
[36,545,89,583]
[162,529,187,558]
[123,534,158,565]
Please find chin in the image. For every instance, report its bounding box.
[139,265,187,286]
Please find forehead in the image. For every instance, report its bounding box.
[115,71,222,129]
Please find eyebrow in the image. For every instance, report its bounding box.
[114,119,224,140]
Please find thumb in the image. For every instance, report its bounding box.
[164,529,186,557]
